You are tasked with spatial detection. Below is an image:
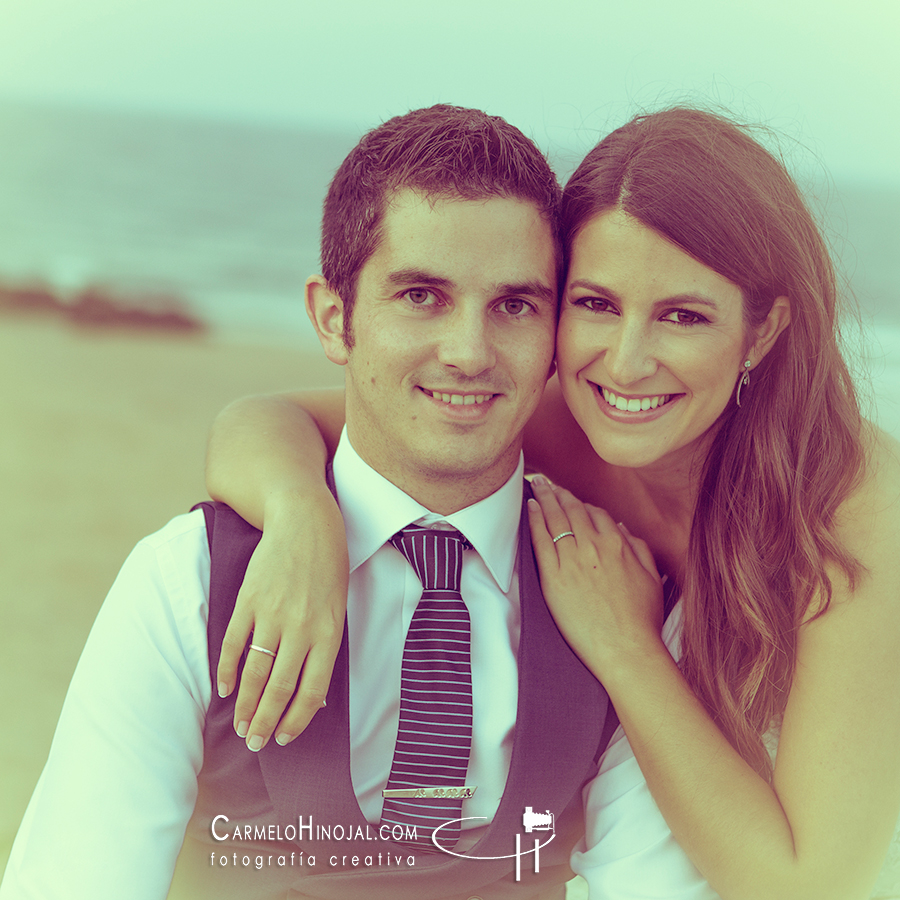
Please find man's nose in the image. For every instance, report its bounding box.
[435,306,497,376]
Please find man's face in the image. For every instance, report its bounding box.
[311,189,556,512]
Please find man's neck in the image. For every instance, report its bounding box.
[388,470,516,516]
[345,430,522,516]
[332,429,523,582]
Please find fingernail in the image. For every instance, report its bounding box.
[275,732,293,746]
[321,698,327,708]
[247,735,264,752]
[236,720,249,738]
[527,498,539,508]
[217,682,229,698]
[532,474,548,485]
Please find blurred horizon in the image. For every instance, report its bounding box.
[0,95,897,348]
[1,0,897,188]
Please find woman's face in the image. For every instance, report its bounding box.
[557,209,750,472]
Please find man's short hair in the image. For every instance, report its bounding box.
[320,104,562,346]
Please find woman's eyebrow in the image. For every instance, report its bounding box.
[566,278,621,302]
[656,293,720,310]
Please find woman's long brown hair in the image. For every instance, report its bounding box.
[561,107,865,775]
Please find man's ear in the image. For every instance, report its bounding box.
[750,295,791,366]
[306,275,349,366]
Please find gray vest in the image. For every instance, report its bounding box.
[177,489,610,900]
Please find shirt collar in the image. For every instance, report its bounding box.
[333,428,523,593]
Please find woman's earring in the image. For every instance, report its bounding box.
[735,359,752,407]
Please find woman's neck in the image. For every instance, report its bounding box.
[600,443,708,586]
[632,454,699,526]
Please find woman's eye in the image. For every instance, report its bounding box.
[573,297,614,313]
[662,309,707,326]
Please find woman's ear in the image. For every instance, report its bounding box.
[306,275,349,366]
[750,295,791,365]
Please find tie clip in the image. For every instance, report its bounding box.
[383,786,477,799]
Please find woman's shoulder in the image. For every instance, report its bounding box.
[865,423,900,482]
[826,422,900,611]
[841,423,900,538]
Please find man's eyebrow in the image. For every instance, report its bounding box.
[566,279,720,310]
[495,280,556,304]
[386,269,454,289]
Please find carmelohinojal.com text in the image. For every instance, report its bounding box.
[209,815,418,869]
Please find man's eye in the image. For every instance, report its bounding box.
[405,289,435,305]
[499,298,531,316]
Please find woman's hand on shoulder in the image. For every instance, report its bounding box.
[217,483,349,752]
[527,475,665,683]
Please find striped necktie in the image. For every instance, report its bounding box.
[380,525,473,851]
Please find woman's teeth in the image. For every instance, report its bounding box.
[428,390,491,406]
[601,387,671,412]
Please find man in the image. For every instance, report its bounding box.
[2,106,715,900]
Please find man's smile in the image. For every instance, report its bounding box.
[421,388,498,406]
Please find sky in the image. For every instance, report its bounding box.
[0,0,898,186]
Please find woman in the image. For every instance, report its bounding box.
[205,107,900,898]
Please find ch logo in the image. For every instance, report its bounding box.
[522,807,553,833]
[431,806,556,880]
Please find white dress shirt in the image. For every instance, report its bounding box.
[1,433,719,899]
[335,429,522,825]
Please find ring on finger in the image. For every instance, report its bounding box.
[249,643,277,659]
[552,531,575,544]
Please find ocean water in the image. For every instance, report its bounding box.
[0,100,357,343]
[1,99,898,431]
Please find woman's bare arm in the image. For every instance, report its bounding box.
[206,390,345,524]
[205,389,347,751]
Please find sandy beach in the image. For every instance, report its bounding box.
[0,312,343,870]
